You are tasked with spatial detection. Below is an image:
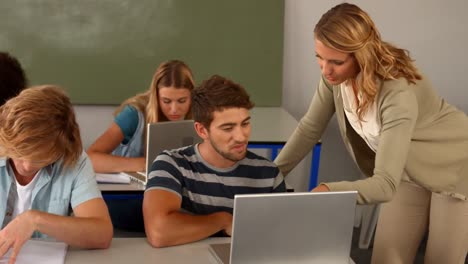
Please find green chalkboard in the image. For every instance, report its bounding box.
[0,0,284,106]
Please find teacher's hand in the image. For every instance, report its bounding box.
[311,184,330,192]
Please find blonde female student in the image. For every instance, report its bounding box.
[274,3,468,264]
[87,60,195,231]
[87,59,195,173]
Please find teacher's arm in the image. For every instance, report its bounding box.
[275,76,336,176]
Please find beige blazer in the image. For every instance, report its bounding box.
[275,75,468,204]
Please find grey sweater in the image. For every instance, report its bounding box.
[275,75,468,204]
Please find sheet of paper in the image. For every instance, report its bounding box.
[0,240,67,264]
[96,172,131,184]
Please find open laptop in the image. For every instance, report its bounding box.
[125,120,202,185]
[209,191,358,264]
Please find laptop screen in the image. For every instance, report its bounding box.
[122,120,201,185]
[141,120,201,181]
[211,191,357,264]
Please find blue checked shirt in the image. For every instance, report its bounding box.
[0,152,102,238]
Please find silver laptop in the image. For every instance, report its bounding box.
[125,120,202,185]
[209,191,358,264]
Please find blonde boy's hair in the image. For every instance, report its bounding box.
[0,85,82,168]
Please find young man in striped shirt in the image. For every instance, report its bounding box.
[143,75,286,248]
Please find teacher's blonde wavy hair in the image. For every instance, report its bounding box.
[315,3,422,120]
[0,85,82,168]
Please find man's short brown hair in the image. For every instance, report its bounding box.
[191,75,254,128]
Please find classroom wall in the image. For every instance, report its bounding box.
[282,0,468,185]
[3,0,283,106]
[74,105,115,149]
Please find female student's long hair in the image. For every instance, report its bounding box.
[114,60,195,123]
[314,3,422,120]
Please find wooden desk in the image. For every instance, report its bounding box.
[249,107,298,143]
[249,107,321,188]
[65,237,355,264]
[99,181,145,193]
[66,237,227,264]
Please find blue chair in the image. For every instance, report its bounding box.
[248,142,322,191]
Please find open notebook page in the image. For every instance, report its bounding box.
[0,240,67,264]
[96,172,131,184]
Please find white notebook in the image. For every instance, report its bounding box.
[96,173,131,184]
[1,240,68,264]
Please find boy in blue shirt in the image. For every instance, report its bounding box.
[0,85,113,262]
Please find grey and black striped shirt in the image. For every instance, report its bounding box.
[145,145,286,215]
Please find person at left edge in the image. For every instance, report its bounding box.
[0,86,113,263]
[0,51,28,105]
